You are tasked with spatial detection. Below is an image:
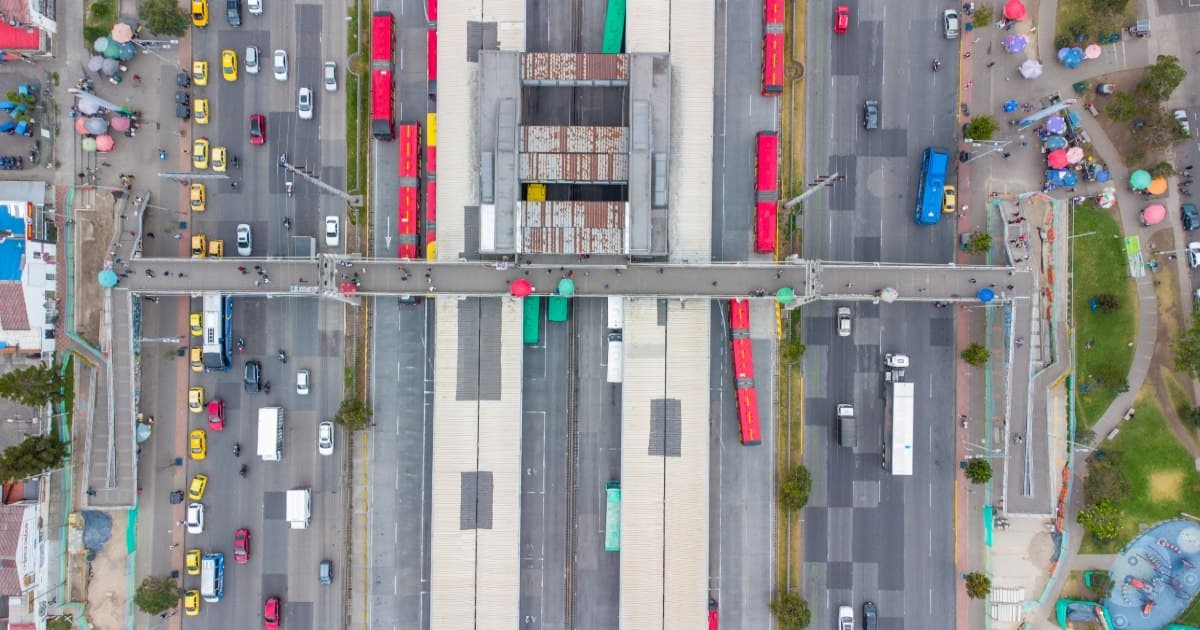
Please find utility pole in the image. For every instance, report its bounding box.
[278,153,364,207]
[782,173,844,209]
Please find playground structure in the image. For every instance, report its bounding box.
[1101,520,1200,629]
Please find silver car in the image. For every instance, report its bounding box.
[318,421,334,456]
[325,216,340,247]
[836,306,852,337]
[323,61,337,92]
[296,369,310,395]
[943,9,960,39]
[272,49,288,81]
[245,45,259,74]
[236,223,252,256]
[297,87,313,120]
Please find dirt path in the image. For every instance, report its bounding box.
[1143,229,1200,459]
[83,510,130,630]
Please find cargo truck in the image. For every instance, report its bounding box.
[286,488,311,529]
[257,407,283,461]
[606,331,623,383]
[836,404,857,448]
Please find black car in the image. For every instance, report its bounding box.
[175,104,190,120]
[243,360,261,393]
[863,100,879,130]
[226,0,241,26]
[1182,203,1199,231]
[175,72,191,88]
[862,601,878,630]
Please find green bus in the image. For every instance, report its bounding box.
[547,295,569,323]
[604,481,621,552]
[601,0,625,54]
[523,296,541,344]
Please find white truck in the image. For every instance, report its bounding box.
[836,404,857,448]
[257,407,283,461]
[286,488,311,529]
[606,332,623,383]
[884,353,909,382]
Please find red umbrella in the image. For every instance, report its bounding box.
[1046,149,1068,169]
[509,278,533,297]
[339,281,357,296]
[95,134,115,152]
[1140,204,1166,226]
[1004,0,1027,20]
[74,116,89,135]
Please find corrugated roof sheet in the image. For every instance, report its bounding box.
[668,0,714,261]
[433,0,480,259]
[520,201,625,254]
[521,53,628,82]
[519,126,628,153]
[625,0,670,52]
[518,153,628,182]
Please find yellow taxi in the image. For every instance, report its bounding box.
[211,146,227,173]
[190,234,207,258]
[194,98,209,125]
[192,137,210,170]
[192,60,208,86]
[942,185,957,214]
[190,183,206,212]
[221,49,238,82]
[189,312,203,336]
[207,240,224,259]
[185,549,202,575]
[188,387,204,412]
[188,429,207,460]
[184,589,201,616]
[188,473,208,500]
[190,0,208,28]
[190,347,203,372]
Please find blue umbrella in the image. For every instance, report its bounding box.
[1057,46,1084,68]
[1096,170,1110,183]
[1004,99,1019,112]
[1004,34,1027,53]
[98,269,118,287]
[977,288,995,302]
[1044,136,1068,150]
[118,42,136,61]
[1045,116,1067,134]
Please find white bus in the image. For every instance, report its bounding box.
[200,553,224,602]
[201,293,229,371]
[884,382,914,476]
[606,331,623,384]
[606,296,624,330]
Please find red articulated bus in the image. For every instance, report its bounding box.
[425,112,437,260]
[427,29,437,96]
[426,0,437,22]
[728,300,762,446]
[754,131,779,253]
[763,0,784,25]
[371,11,395,68]
[397,122,421,259]
[762,0,784,95]
[371,70,395,141]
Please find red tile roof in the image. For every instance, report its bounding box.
[0,505,24,594]
[0,282,27,331]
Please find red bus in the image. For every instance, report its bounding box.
[371,11,395,68]
[397,122,421,258]
[728,300,762,446]
[427,29,437,95]
[371,70,394,141]
[754,132,779,253]
[762,32,784,95]
[425,182,437,259]
[426,0,437,22]
[763,0,784,26]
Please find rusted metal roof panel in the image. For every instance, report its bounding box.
[520,126,629,153]
[521,53,629,81]
[518,153,629,182]
[520,201,626,254]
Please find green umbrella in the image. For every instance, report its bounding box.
[775,287,795,304]
[557,278,575,296]
[1129,169,1151,190]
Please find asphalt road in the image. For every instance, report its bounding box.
[799,2,964,628]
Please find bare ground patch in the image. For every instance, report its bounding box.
[1148,470,1183,502]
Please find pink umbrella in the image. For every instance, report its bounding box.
[74,117,89,135]
[1066,146,1085,164]
[1084,44,1102,59]
[110,116,131,131]
[95,134,115,152]
[509,278,534,297]
[1140,204,1166,226]
[110,23,134,43]
[1004,0,1027,20]
[1047,149,1069,169]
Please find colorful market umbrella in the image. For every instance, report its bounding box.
[118,42,137,61]
[1057,47,1084,68]
[100,58,120,76]
[110,116,131,132]
[1147,177,1168,195]
[1003,0,1027,20]
[74,117,89,135]
[1084,44,1102,59]
[775,287,795,304]
[1066,146,1085,164]
[557,278,575,296]
[87,55,104,72]
[1047,149,1069,169]
[1097,190,1116,208]
[1140,204,1166,225]
[110,22,133,43]
[977,288,996,303]
[1045,116,1067,134]
[1003,34,1027,53]
[83,116,108,134]
[1044,136,1068,150]
[76,98,101,115]
[98,269,119,287]
[1048,169,1078,187]
[81,137,97,152]
[92,37,110,53]
[1018,59,1043,79]
[1129,170,1152,189]
[1096,170,1111,183]
[95,134,115,152]
[510,278,533,297]
[1004,99,1019,112]
[339,281,357,296]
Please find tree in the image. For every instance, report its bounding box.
[964,572,991,599]
[137,0,188,36]
[0,363,62,407]
[778,465,811,512]
[963,115,998,142]
[960,342,990,367]
[965,232,992,254]
[333,396,371,431]
[1147,161,1177,179]
[1077,499,1122,541]
[1084,453,1129,504]
[1104,92,1138,122]
[1187,406,1200,429]
[133,575,182,615]
[964,458,993,484]
[781,339,806,363]
[1136,55,1187,103]
[971,5,993,26]
[1093,293,1119,314]
[1174,318,1200,379]
[0,434,68,482]
[769,591,812,629]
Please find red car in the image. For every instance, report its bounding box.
[249,114,266,145]
[263,595,281,630]
[834,5,850,34]
[206,399,224,431]
[233,528,250,564]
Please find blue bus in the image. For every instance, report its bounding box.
[914,147,949,225]
[201,293,232,371]
[200,553,224,602]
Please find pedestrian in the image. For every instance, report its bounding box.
[169,543,179,551]
[163,271,171,277]
[1002,152,1011,159]
[986,61,996,68]
[146,232,155,239]
[657,268,664,274]
[173,233,182,240]
[604,283,610,289]
[846,283,853,289]
[712,281,718,286]
[1187,165,1195,170]
[255,280,261,287]
[969,278,977,284]
[989,283,996,288]
[238,266,246,272]
[1006,284,1014,290]
[963,51,972,58]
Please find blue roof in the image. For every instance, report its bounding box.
[0,203,26,281]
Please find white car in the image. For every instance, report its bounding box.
[296,369,310,395]
[236,223,252,256]
[297,87,313,120]
[943,9,960,39]
[836,306,852,337]
[325,216,340,247]
[1188,241,1200,269]
[837,606,854,630]
[186,502,205,534]
[1175,110,1191,137]
[245,45,259,74]
[272,49,288,81]
[318,421,334,456]
[322,61,337,92]
[247,0,262,14]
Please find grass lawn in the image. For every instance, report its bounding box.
[1053,0,1136,49]
[83,0,118,43]
[1079,398,1200,553]
[1072,204,1136,431]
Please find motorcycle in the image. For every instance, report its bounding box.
[283,217,292,230]
[233,443,241,457]
[158,149,167,161]
[278,350,287,363]
[236,337,246,352]
[285,181,293,197]
[263,381,272,394]
[232,155,240,169]
[932,59,941,72]
[239,464,248,477]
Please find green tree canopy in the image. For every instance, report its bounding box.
[961,342,990,367]
[0,434,68,482]
[963,115,998,142]
[964,458,993,484]
[1104,92,1138,122]
[1078,499,1122,541]
[333,396,371,431]
[1093,294,1119,314]
[1089,0,1130,13]
[133,575,182,615]
[964,572,992,599]
[1174,318,1200,379]
[769,591,812,629]
[1136,55,1187,103]
[1084,452,1130,505]
[778,465,811,512]
[137,0,188,36]
[0,363,63,407]
[966,232,992,254]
